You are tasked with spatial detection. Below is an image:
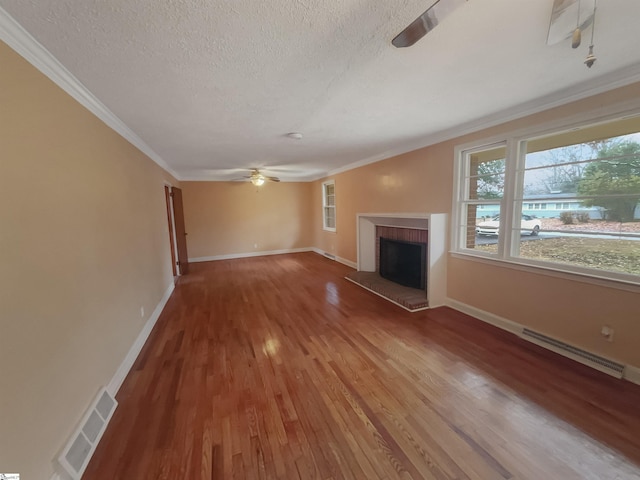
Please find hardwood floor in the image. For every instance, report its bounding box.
[83,252,640,480]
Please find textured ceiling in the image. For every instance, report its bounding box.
[2,0,640,181]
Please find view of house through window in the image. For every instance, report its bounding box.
[457,115,640,282]
[322,180,336,231]
[458,143,506,254]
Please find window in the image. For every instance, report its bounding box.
[455,143,506,255]
[454,115,640,284]
[322,180,336,231]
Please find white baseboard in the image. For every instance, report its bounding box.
[107,281,175,396]
[624,365,640,386]
[335,256,357,269]
[191,247,358,270]
[49,282,175,480]
[189,247,312,263]
[310,247,357,269]
[445,297,640,386]
[445,298,523,335]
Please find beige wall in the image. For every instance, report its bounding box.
[313,142,453,262]
[3,28,640,479]
[0,41,178,479]
[182,181,313,259]
[312,82,640,368]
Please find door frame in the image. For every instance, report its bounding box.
[164,182,180,277]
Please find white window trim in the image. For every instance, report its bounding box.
[453,140,509,258]
[452,104,640,288]
[322,180,336,232]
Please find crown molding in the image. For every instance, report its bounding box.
[0,6,181,180]
[326,62,640,178]
[5,1,640,185]
[179,64,640,182]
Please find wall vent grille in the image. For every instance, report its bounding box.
[323,252,336,260]
[521,328,625,378]
[57,387,117,479]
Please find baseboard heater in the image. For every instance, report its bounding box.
[520,328,625,378]
[57,387,117,479]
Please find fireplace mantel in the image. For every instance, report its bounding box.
[356,213,447,308]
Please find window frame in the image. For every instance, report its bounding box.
[452,109,640,288]
[454,141,508,258]
[322,180,336,232]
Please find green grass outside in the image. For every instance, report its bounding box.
[475,237,640,276]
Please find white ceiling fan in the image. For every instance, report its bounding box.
[392,0,468,48]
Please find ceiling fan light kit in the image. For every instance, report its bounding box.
[251,175,265,186]
[244,169,280,186]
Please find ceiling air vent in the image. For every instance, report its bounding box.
[57,387,117,479]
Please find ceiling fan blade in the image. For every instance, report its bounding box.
[265,176,280,182]
[392,0,468,48]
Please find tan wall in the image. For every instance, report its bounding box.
[3,28,640,478]
[313,142,453,262]
[0,41,177,479]
[182,181,313,259]
[447,258,640,367]
[312,82,640,368]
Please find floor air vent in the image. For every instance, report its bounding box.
[323,252,336,260]
[57,387,117,479]
[521,328,625,378]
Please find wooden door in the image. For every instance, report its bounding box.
[171,187,189,275]
[164,186,177,277]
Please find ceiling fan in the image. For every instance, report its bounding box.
[242,169,280,186]
[392,0,468,48]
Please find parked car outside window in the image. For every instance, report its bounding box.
[476,214,541,236]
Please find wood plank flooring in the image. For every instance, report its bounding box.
[83,252,640,480]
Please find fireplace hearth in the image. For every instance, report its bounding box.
[346,213,447,311]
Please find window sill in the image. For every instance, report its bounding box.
[450,250,640,293]
[323,227,336,233]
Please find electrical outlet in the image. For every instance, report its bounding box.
[601,325,614,342]
[140,306,145,318]
[254,243,258,249]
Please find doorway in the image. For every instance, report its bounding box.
[164,185,189,276]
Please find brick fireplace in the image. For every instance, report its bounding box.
[375,226,429,274]
[353,213,447,309]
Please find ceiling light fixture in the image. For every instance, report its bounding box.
[251,174,265,186]
[287,132,303,140]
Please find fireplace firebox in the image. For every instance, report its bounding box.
[379,237,427,290]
